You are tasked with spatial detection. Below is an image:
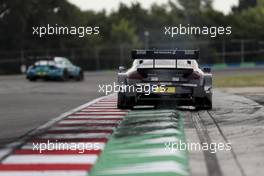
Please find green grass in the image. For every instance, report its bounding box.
[214,74,264,87]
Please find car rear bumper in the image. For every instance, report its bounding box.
[136,91,194,104]
[26,73,62,80]
[134,83,195,97]
[133,83,211,105]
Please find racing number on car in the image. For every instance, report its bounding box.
[153,86,175,93]
[163,86,176,93]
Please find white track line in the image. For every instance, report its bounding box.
[80,109,127,112]
[3,155,98,164]
[40,133,110,139]
[58,120,120,124]
[50,126,114,131]
[83,107,117,109]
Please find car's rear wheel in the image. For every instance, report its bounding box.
[195,97,212,110]
[29,77,37,82]
[76,70,84,81]
[204,98,212,110]
[61,69,69,81]
[117,92,134,109]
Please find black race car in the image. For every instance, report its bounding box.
[117,50,212,110]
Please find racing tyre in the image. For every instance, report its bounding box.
[61,69,69,81]
[29,77,37,82]
[195,97,212,110]
[117,92,134,109]
[203,97,212,110]
[76,70,84,81]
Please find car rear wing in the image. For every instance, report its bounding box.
[131,50,199,60]
[132,50,199,69]
[25,56,55,67]
[34,60,56,66]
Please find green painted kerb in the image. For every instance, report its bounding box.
[89,109,189,176]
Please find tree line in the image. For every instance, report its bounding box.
[0,0,263,63]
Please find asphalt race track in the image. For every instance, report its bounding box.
[0,70,263,176]
[0,72,116,145]
[184,91,264,176]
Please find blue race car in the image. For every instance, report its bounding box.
[26,57,84,81]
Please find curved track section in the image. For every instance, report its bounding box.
[0,89,264,176]
[0,95,128,176]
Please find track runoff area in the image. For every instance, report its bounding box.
[0,93,238,176]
